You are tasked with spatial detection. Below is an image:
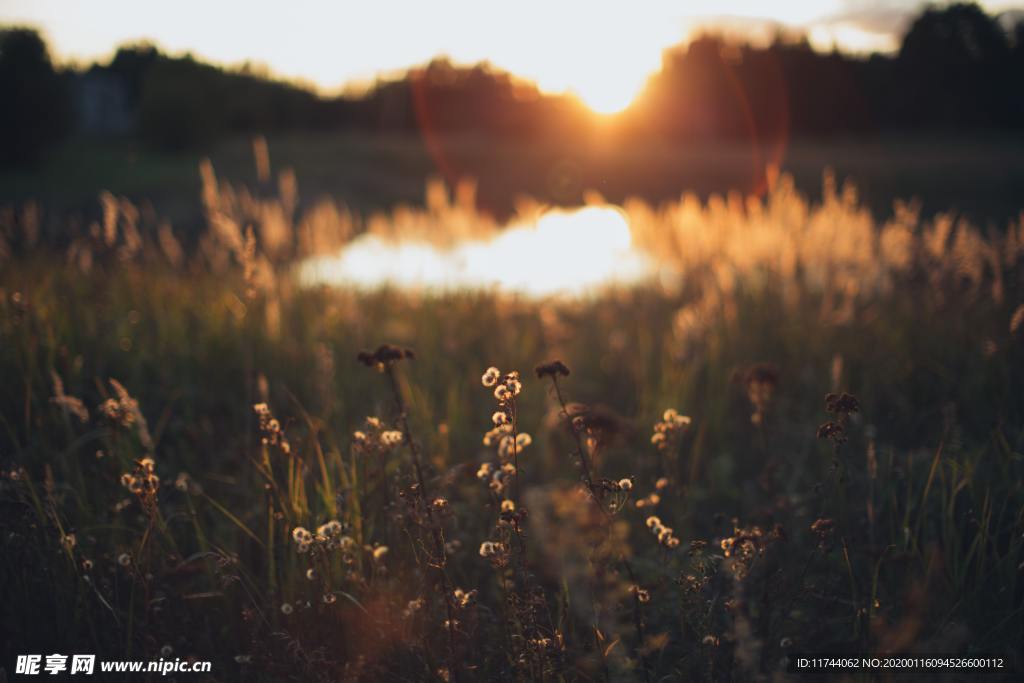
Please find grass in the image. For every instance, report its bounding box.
[1,155,1023,681]
[3,131,1024,229]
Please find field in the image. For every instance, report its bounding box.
[3,132,1024,228]
[2,148,1024,682]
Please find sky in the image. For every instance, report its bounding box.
[2,0,1022,113]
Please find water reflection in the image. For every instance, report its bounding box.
[298,205,656,296]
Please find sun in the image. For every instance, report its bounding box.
[559,33,662,115]
[571,75,646,115]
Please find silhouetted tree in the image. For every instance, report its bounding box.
[0,28,71,168]
[897,2,1013,127]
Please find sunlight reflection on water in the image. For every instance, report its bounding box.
[297,205,658,296]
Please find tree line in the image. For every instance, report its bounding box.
[2,2,1023,167]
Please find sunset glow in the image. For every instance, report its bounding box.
[5,0,1015,114]
[299,206,655,296]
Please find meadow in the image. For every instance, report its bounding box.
[1,148,1023,681]
[3,131,1024,229]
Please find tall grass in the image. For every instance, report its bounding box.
[1,149,1022,681]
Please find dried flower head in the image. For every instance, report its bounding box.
[818,392,861,446]
[121,457,160,510]
[357,344,415,372]
[535,360,570,379]
[810,518,836,549]
[652,408,691,453]
[825,392,860,416]
[630,585,651,604]
[254,403,291,455]
[478,541,503,558]
[481,366,501,387]
[734,363,780,425]
[453,588,478,609]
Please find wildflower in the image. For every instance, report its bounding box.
[254,403,290,454]
[117,553,131,567]
[500,499,515,513]
[515,433,532,449]
[305,568,316,580]
[655,477,669,490]
[476,462,493,480]
[481,366,501,387]
[432,497,450,512]
[734,363,779,425]
[482,424,511,446]
[491,411,508,426]
[322,593,337,604]
[453,588,477,608]
[618,478,633,491]
[489,370,522,404]
[381,430,403,447]
[635,492,661,508]
[60,533,76,550]
[810,518,835,549]
[280,603,294,615]
[292,527,313,554]
[479,541,502,558]
[818,393,861,446]
[646,515,679,548]
[780,637,793,648]
[702,635,719,646]
[404,598,425,617]
[352,417,403,455]
[317,520,342,538]
[160,645,173,657]
[357,344,414,371]
[530,637,554,651]
[652,408,691,453]
[630,585,651,604]
[372,545,389,561]
[535,360,570,379]
[81,559,93,572]
[825,392,860,415]
[174,471,195,494]
[121,458,160,508]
